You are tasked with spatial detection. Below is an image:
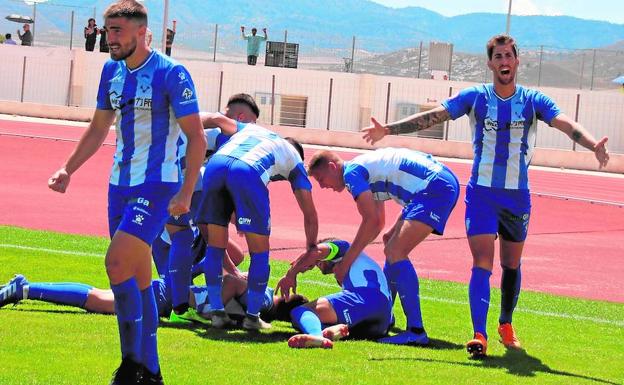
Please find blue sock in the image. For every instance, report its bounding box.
[246,251,270,317]
[469,267,492,338]
[28,282,92,308]
[111,277,142,362]
[151,235,170,279]
[141,287,160,375]
[383,261,398,305]
[387,259,424,330]
[203,246,225,311]
[499,265,521,324]
[168,227,195,311]
[290,306,322,336]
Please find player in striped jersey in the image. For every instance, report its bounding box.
[166,94,259,324]
[276,238,393,349]
[195,120,319,331]
[360,34,609,357]
[48,1,206,383]
[307,148,459,346]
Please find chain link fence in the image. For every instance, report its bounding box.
[1,1,623,90]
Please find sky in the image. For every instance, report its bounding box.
[371,0,624,25]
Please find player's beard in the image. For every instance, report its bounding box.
[109,37,137,61]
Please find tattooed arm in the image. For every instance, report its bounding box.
[551,113,609,168]
[361,105,451,144]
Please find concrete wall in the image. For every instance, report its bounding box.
[0,45,622,173]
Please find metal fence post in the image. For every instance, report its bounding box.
[447,44,454,81]
[67,59,74,106]
[217,71,223,111]
[213,24,218,62]
[326,78,333,130]
[32,3,37,46]
[578,50,585,90]
[350,36,356,73]
[590,49,596,90]
[572,93,580,151]
[282,30,287,68]
[417,41,422,78]
[271,74,276,125]
[69,11,75,50]
[537,45,543,87]
[384,82,391,125]
[20,56,27,103]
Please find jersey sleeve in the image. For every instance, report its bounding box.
[442,86,480,120]
[533,91,561,125]
[96,62,114,110]
[343,162,370,200]
[165,64,200,119]
[288,162,313,191]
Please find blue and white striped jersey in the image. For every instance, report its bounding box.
[343,252,391,301]
[215,123,312,191]
[96,50,200,186]
[442,84,560,190]
[343,147,445,205]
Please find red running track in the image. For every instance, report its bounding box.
[1,118,623,302]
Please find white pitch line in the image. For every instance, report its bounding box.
[300,279,624,328]
[2,245,621,327]
[0,244,103,258]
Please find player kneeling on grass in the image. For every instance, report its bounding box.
[0,273,306,326]
[276,238,393,349]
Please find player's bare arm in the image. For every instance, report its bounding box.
[333,192,384,283]
[550,114,609,168]
[293,189,319,250]
[361,106,451,144]
[276,245,326,299]
[48,109,115,193]
[169,113,207,216]
[199,112,238,135]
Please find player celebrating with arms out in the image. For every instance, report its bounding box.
[48,1,206,383]
[361,34,609,357]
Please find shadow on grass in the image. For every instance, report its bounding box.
[193,326,293,344]
[370,349,619,384]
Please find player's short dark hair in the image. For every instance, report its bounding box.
[285,137,304,160]
[5,33,11,39]
[307,150,341,173]
[227,93,260,119]
[262,294,308,322]
[486,34,518,60]
[104,0,148,26]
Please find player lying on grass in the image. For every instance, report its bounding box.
[276,238,393,349]
[0,272,306,326]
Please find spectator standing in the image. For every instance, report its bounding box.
[165,20,176,56]
[17,24,32,46]
[241,26,267,65]
[84,18,98,51]
[99,26,109,53]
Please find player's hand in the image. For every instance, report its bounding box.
[262,28,267,33]
[167,192,191,216]
[332,261,348,285]
[275,274,297,300]
[594,136,609,168]
[48,168,70,193]
[361,117,389,145]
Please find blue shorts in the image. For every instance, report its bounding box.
[167,190,203,227]
[401,166,459,235]
[465,182,531,242]
[325,287,392,339]
[196,154,271,236]
[108,182,181,245]
[152,278,172,318]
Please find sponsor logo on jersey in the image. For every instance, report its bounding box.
[238,217,252,226]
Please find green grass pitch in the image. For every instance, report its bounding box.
[0,226,622,385]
